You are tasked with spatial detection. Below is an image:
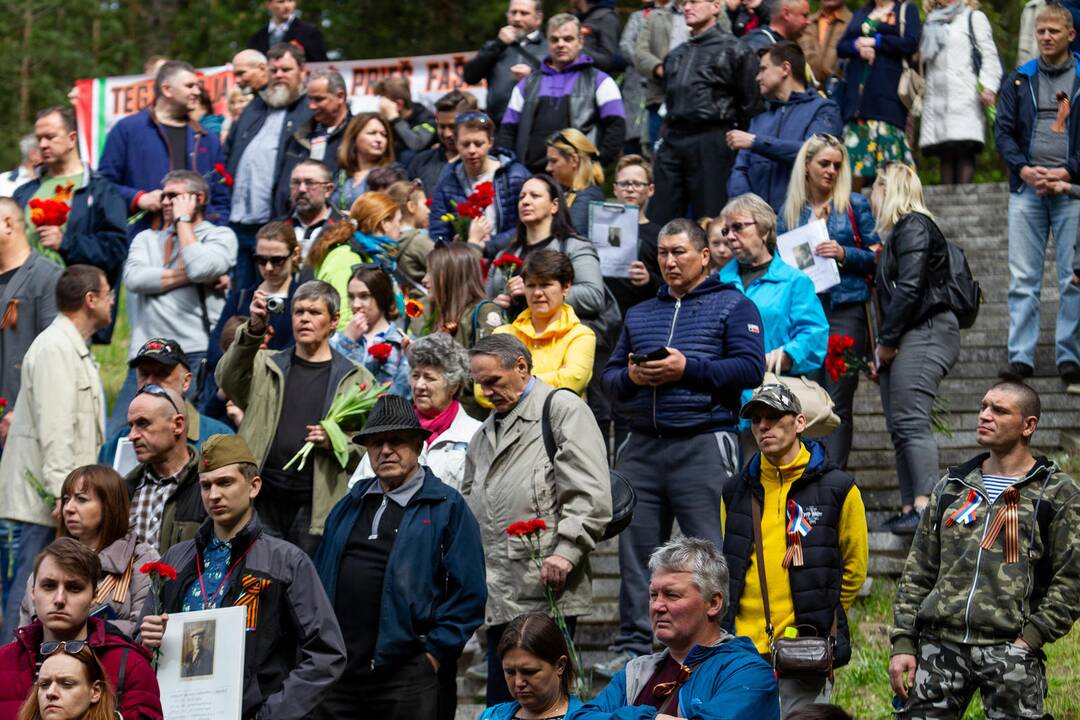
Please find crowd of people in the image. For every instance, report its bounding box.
[0,0,1078,718]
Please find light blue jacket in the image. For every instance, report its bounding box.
[570,636,779,720]
[718,254,828,375]
[482,696,584,720]
[329,324,411,400]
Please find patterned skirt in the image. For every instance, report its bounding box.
[843,119,914,178]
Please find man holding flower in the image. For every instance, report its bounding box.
[216,279,374,555]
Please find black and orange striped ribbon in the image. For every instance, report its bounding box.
[92,557,134,607]
[235,574,271,631]
[782,533,804,568]
[980,487,1020,563]
[1,299,19,331]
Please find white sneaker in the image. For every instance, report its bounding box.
[593,651,636,679]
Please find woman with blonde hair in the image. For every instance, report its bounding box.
[918,0,1002,184]
[779,134,879,468]
[18,644,117,720]
[332,112,397,211]
[870,163,960,534]
[308,191,402,329]
[545,129,605,235]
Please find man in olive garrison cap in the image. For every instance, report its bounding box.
[139,434,346,720]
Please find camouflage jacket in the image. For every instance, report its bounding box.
[891,454,1080,656]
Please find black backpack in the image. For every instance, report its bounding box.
[541,388,636,540]
[943,238,982,330]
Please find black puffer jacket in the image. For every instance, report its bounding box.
[875,211,951,346]
[661,24,764,130]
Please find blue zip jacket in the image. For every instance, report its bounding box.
[728,90,842,212]
[995,54,1080,191]
[602,275,765,436]
[97,108,230,235]
[314,468,487,668]
[484,696,583,720]
[718,254,828,376]
[329,324,412,400]
[776,193,879,306]
[570,637,779,720]
[836,1,921,128]
[428,148,531,258]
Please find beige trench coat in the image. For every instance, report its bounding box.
[462,378,612,626]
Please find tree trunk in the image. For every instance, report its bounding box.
[18,0,33,127]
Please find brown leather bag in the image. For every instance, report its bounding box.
[751,497,836,676]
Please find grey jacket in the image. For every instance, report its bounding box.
[461,378,611,625]
[20,531,159,637]
[0,252,60,408]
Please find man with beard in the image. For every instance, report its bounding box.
[225,42,312,289]
[277,69,350,218]
[284,160,343,260]
[99,61,230,239]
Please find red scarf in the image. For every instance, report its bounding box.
[416,400,459,445]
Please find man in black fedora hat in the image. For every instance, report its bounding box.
[313,395,486,720]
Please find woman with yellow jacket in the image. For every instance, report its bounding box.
[476,249,596,407]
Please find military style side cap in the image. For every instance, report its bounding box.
[201,434,258,472]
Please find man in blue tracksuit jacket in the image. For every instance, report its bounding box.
[994,3,1080,383]
[598,218,765,675]
[727,41,841,212]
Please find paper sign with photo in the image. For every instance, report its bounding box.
[588,202,639,279]
[776,219,841,293]
[157,606,246,720]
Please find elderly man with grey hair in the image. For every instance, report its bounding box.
[350,332,481,491]
[231,48,269,93]
[0,134,40,197]
[576,537,779,720]
[462,333,612,706]
[216,279,376,555]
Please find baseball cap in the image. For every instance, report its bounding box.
[129,338,190,370]
[739,383,803,419]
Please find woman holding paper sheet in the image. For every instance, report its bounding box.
[778,133,880,469]
[717,193,829,380]
[870,163,959,535]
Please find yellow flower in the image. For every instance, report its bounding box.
[876,152,884,161]
[867,142,877,152]
[855,162,864,172]
[440,213,454,222]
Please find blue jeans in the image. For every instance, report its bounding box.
[0,520,21,619]
[611,430,739,657]
[1007,186,1080,367]
[230,223,261,291]
[1,522,55,642]
[105,351,208,438]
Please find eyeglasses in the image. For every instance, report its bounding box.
[40,640,89,656]
[161,192,193,201]
[720,221,754,237]
[289,178,330,188]
[137,383,182,415]
[614,180,649,189]
[253,254,291,267]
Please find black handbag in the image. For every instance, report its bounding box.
[542,388,636,540]
[751,497,835,676]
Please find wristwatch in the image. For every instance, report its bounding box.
[175,214,193,224]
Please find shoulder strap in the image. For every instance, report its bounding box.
[846,206,862,250]
[115,647,130,709]
[541,387,575,462]
[750,496,774,645]
[470,301,486,341]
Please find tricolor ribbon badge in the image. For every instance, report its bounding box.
[235,574,271,631]
[945,489,981,527]
[782,500,812,568]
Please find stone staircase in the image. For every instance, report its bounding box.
[456,183,1079,717]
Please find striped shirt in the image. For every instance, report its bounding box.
[982,474,1019,504]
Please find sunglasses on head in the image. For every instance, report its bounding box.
[455,112,492,126]
[137,383,182,415]
[40,640,88,657]
[253,254,291,267]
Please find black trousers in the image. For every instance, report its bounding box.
[648,126,734,226]
[315,653,439,720]
[810,300,868,470]
[255,487,320,556]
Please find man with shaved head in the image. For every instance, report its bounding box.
[890,380,1080,719]
[231,49,270,94]
[124,384,207,555]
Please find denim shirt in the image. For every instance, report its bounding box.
[329,323,411,399]
[776,192,879,306]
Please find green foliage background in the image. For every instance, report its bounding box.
[0,0,1025,177]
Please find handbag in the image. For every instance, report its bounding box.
[756,353,840,438]
[542,388,637,540]
[897,2,925,116]
[752,497,836,676]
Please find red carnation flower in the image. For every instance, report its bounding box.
[368,342,394,363]
[493,253,524,269]
[139,561,178,581]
